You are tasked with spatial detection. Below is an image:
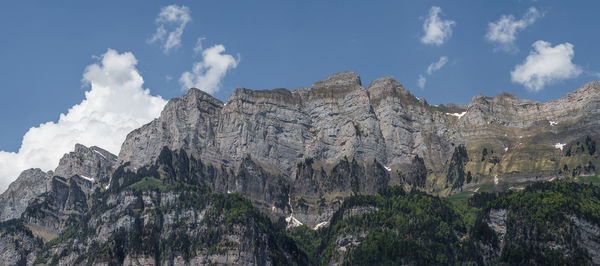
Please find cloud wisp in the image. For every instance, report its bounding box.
[179,44,239,94]
[421,6,455,46]
[418,56,449,89]
[193,37,206,55]
[148,5,191,54]
[486,7,543,53]
[511,41,582,92]
[426,56,448,75]
[417,75,427,89]
[0,49,167,192]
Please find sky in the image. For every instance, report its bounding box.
[0,0,599,191]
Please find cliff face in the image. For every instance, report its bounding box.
[0,144,117,234]
[1,71,600,265]
[0,169,52,222]
[32,175,308,265]
[118,71,600,224]
[54,144,117,184]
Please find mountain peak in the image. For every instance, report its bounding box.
[312,71,362,88]
[54,144,117,181]
[572,81,600,96]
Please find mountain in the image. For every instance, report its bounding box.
[288,181,600,265]
[0,144,116,223]
[1,71,600,265]
[119,71,600,226]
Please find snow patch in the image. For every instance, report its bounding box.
[504,147,508,152]
[79,175,95,182]
[549,121,557,126]
[554,143,565,150]
[313,221,329,230]
[93,150,107,159]
[383,165,391,172]
[447,111,467,118]
[285,215,303,229]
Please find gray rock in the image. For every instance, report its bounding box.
[54,144,117,183]
[0,169,52,221]
[567,215,600,264]
[117,71,600,224]
[0,144,116,223]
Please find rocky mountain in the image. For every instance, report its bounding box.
[54,144,117,185]
[0,144,117,232]
[0,169,52,222]
[118,71,600,226]
[1,71,600,265]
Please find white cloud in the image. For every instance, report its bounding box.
[179,44,239,94]
[417,75,426,89]
[148,5,191,54]
[193,37,206,55]
[426,56,448,75]
[0,49,167,192]
[418,56,448,89]
[511,41,582,91]
[486,7,542,52]
[421,6,455,46]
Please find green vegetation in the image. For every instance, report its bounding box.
[570,174,600,185]
[127,176,166,191]
[45,226,77,248]
[0,219,35,238]
[470,181,600,264]
[31,146,600,265]
[304,187,477,265]
[287,181,600,265]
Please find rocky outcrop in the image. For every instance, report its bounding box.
[22,175,93,232]
[0,169,52,221]
[0,220,41,265]
[0,144,116,223]
[567,215,600,264]
[34,186,308,265]
[54,144,117,184]
[487,209,508,245]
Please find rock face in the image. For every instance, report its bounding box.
[54,144,117,184]
[0,144,117,236]
[1,71,600,265]
[33,187,308,265]
[0,220,41,265]
[568,215,600,265]
[22,175,94,232]
[118,71,600,224]
[0,169,52,221]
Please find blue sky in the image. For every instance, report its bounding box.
[0,1,599,187]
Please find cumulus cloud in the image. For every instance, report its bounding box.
[179,44,239,94]
[511,41,582,91]
[417,75,426,89]
[426,56,448,75]
[486,7,542,52]
[148,5,191,54]
[0,49,167,192]
[421,6,455,46]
